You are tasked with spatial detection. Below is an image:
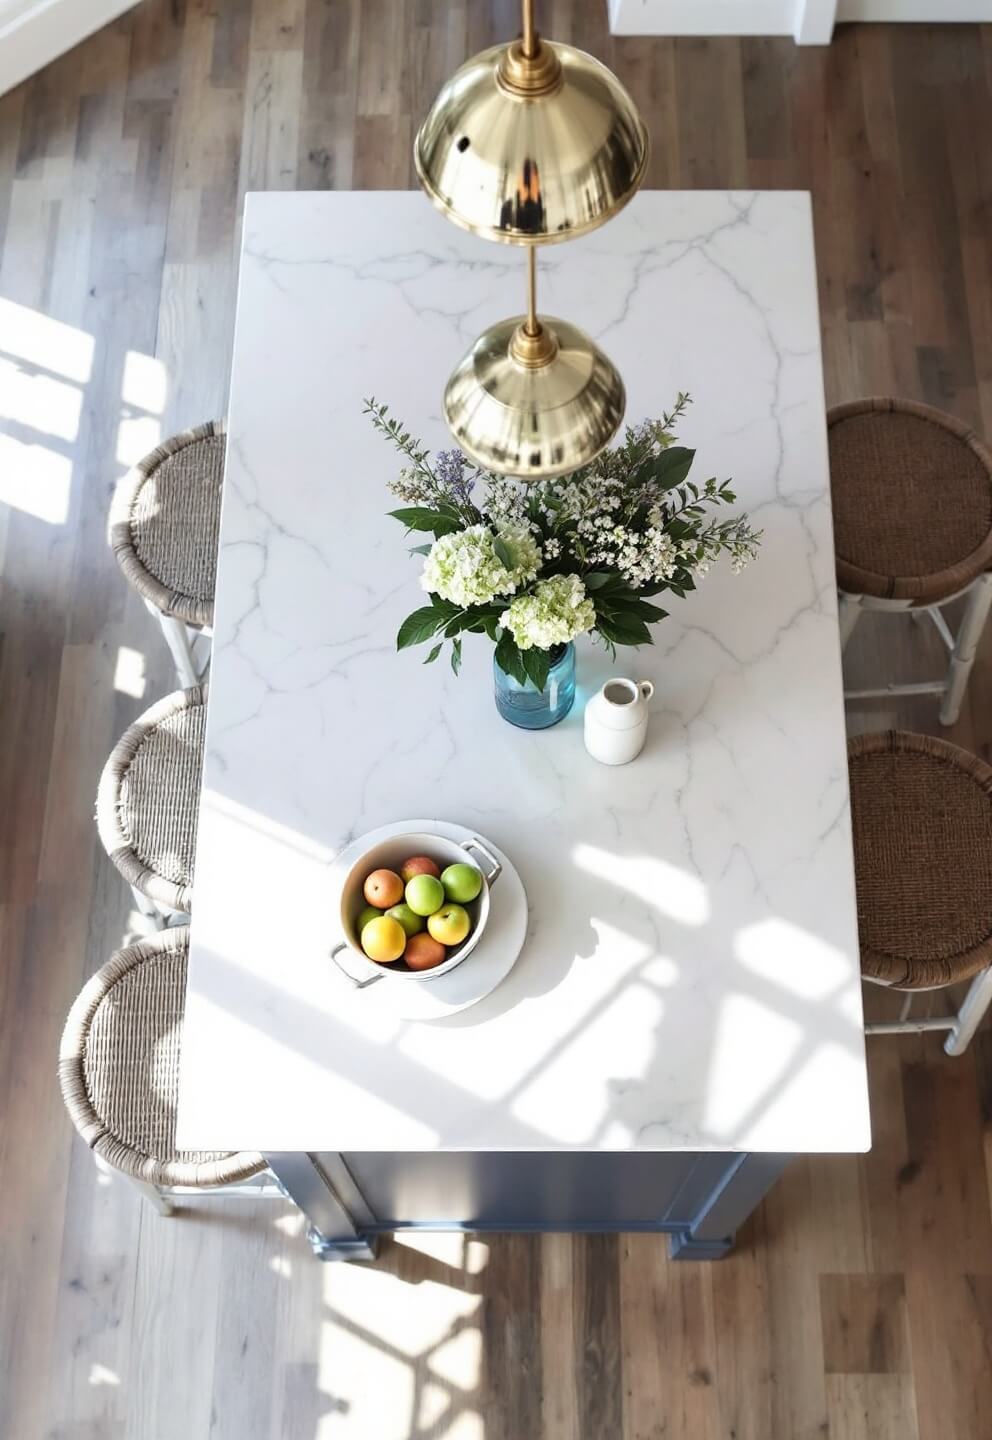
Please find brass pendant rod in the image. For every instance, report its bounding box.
[521,0,537,58]
[525,247,539,336]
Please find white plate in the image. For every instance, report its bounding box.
[327,819,528,1020]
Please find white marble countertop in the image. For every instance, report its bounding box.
[176,190,871,1154]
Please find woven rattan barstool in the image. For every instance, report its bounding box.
[110,421,225,687]
[848,730,992,1055]
[58,926,267,1213]
[829,398,992,725]
[96,685,205,921]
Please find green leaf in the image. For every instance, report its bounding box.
[428,594,460,617]
[596,613,653,647]
[451,637,462,676]
[397,606,446,650]
[423,643,442,665]
[523,647,551,693]
[495,631,528,686]
[493,537,514,570]
[409,542,432,556]
[388,506,461,537]
[583,571,613,591]
[652,446,696,490]
[626,599,668,623]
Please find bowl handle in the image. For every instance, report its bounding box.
[462,836,502,887]
[329,940,384,989]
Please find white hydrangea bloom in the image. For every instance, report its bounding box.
[500,574,596,651]
[421,523,540,607]
[496,522,542,588]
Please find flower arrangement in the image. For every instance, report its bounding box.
[366,393,761,694]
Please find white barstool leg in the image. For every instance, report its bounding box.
[128,883,166,936]
[158,612,200,689]
[943,966,992,1056]
[130,883,158,918]
[838,592,863,649]
[939,572,992,726]
[130,1177,174,1216]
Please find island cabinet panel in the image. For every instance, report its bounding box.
[335,1151,704,1228]
[260,1151,791,1257]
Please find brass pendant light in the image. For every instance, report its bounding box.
[414,41,649,245]
[414,0,648,479]
[444,252,626,481]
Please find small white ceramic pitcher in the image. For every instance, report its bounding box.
[584,677,655,765]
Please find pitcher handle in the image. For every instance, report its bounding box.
[639,680,655,702]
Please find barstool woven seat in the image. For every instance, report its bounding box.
[96,685,206,915]
[829,398,992,605]
[832,399,992,726]
[59,926,264,1188]
[110,421,225,627]
[848,730,992,994]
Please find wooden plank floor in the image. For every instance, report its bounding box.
[1,5,992,1437]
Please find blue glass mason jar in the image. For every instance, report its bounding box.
[493,642,576,730]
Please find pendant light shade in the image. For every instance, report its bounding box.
[415,41,649,246]
[443,314,625,480]
[414,1,648,478]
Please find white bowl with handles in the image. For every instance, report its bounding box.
[330,831,502,987]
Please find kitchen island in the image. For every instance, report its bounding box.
[176,191,870,1258]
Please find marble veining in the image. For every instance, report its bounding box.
[176,190,871,1155]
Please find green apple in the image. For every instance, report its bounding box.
[405,873,445,917]
[357,904,382,934]
[427,903,471,947]
[385,903,425,938]
[441,862,482,905]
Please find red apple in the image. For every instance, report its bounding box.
[400,854,441,883]
[404,932,447,971]
[363,868,404,908]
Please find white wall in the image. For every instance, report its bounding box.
[0,0,140,97]
[836,0,992,15]
[609,0,992,42]
[610,0,800,35]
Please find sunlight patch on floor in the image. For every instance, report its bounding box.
[0,297,93,381]
[0,355,83,440]
[87,1363,120,1387]
[274,1208,306,1236]
[113,645,147,698]
[121,350,167,414]
[320,1245,484,1440]
[393,1231,490,1275]
[116,414,161,468]
[0,432,73,523]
